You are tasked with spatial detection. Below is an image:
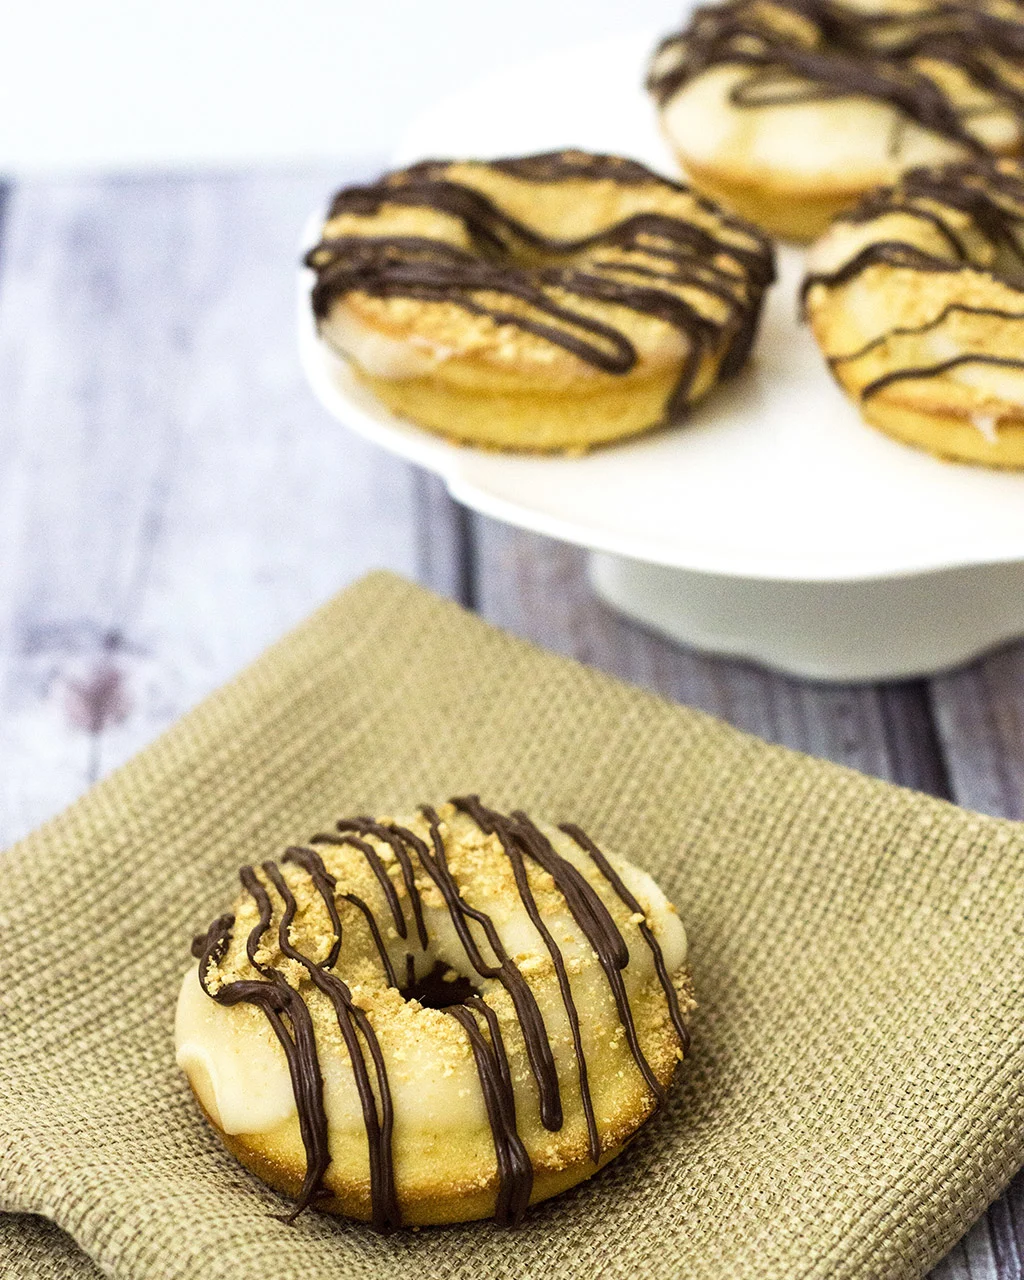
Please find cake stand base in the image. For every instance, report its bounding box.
[588,553,1024,683]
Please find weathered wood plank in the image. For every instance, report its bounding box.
[413,471,475,605]
[930,1219,1001,1280]
[983,1189,1024,1280]
[0,165,442,850]
[930,647,1024,821]
[470,518,949,791]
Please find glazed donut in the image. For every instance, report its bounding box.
[176,798,693,1228]
[803,157,1024,467]
[648,2,1024,241]
[304,150,774,452]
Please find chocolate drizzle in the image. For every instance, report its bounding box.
[802,158,1024,402]
[649,1,1024,154]
[559,822,691,1059]
[304,151,774,425]
[189,800,690,1230]
[447,998,534,1225]
[193,848,401,1229]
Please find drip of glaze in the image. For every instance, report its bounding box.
[801,158,1024,401]
[193,852,401,1230]
[304,150,775,426]
[190,801,690,1230]
[649,1,1024,154]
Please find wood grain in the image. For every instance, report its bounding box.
[0,166,443,850]
[470,518,949,791]
[930,647,1024,822]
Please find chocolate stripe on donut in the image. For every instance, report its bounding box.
[260,859,400,1229]
[340,819,429,949]
[451,797,604,1165]
[282,846,343,968]
[860,352,1024,401]
[193,893,332,1222]
[510,811,667,1100]
[447,1000,534,1225]
[841,165,1024,258]
[800,240,964,307]
[193,856,402,1229]
[309,831,408,940]
[190,802,689,1229]
[413,805,564,1133]
[649,1,1024,153]
[305,151,774,425]
[341,891,401,989]
[830,302,1024,366]
[802,158,1024,403]
[559,822,692,1058]
[454,798,672,1109]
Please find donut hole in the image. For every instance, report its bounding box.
[401,961,478,1010]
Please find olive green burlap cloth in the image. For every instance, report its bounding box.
[3,571,1024,1280]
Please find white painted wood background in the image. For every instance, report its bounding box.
[0,163,1022,1277]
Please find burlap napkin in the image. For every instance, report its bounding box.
[3,571,1023,1280]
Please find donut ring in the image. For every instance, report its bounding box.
[304,150,774,453]
[175,799,694,1227]
[803,157,1024,467]
[649,2,1024,241]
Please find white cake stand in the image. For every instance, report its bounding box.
[298,28,1024,682]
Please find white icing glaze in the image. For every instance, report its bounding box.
[663,63,993,190]
[972,413,1000,445]
[320,306,454,380]
[175,824,687,1145]
[175,968,296,1134]
[958,364,1024,404]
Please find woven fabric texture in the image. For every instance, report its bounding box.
[2,572,1023,1280]
[0,1216,103,1280]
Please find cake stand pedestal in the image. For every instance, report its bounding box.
[298,26,1024,687]
[588,553,1024,682]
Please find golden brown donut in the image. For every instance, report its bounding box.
[649,2,1024,242]
[803,157,1024,467]
[176,799,694,1227]
[304,151,774,452]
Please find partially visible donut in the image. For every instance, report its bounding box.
[176,799,694,1228]
[304,150,774,452]
[803,157,1024,467]
[649,2,1024,241]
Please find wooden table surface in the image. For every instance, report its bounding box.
[1,165,1022,1279]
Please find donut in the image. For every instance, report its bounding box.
[802,157,1024,467]
[648,2,1024,241]
[304,150,774,452]
[175,798,694,1228]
